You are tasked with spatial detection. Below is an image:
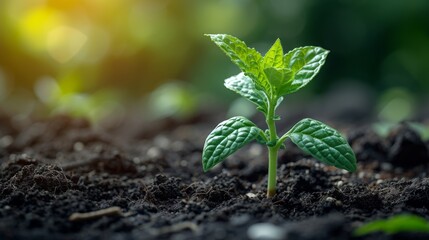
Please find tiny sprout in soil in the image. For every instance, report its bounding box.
[202,34,357,198]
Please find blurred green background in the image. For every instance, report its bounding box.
[0,0,428,123]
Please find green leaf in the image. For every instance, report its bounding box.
[224,73,268,114]
[205,34,271,94]
[287,118,356,172]
[256,132,268,145]
[202,116,260,171]
[275,96,284,110]
[263,67,293,95]
[354,214,429,236]
[282,46,329,95]
[263,38,284,69]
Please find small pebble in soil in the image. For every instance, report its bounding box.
[335,181,344,187]
[154,135,170,149]
[247,223,285,240]
[0,135,13,147]
[132,157,141,164]
[325,197,343,207]
[246,192,257,198]
[147,147,161,158]
[73,142,84,151]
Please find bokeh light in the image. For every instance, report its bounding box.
[0,0,428,121]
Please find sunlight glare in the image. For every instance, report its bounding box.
[47,26,88,63]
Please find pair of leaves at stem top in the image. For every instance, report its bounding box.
[209,34,329,114]
[202,34,356,173]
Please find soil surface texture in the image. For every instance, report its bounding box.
[1,113,429,240]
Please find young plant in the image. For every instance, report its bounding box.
[202,34,357,197]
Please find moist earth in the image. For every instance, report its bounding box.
[1,114,429,240]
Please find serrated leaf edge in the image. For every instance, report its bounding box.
[202,116,261,172]
[287,118,357,172]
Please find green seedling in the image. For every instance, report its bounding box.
[202,34,357,197]
[354,214,429,236]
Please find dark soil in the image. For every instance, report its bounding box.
[1,113,429,240]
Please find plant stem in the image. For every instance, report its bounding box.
[266,98,279,198]
[267,146,278,197]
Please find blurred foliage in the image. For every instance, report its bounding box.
[147,81,197,120]
[227,98,257,119]
[377,88,416,123]
[354,214,429,236]
[0,0,428,120]
[372,121,429,140]
[372,88,429,138]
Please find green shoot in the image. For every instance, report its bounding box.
[202,34,356,198]
[354,214,429,236]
